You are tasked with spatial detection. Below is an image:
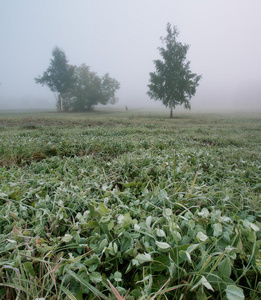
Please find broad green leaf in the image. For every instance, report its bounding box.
[156,228,166,237]
[90,271,102,283]
[87,221,99,228]
[187,244,199,253]
[196,232,208,242]
[191,275,214,292]
[163,208,172,217]
[118,212,132,227]
[84,255,100,267]
[220,216,231,223]
[250,223,260,232]
[62,234,73,243]
[12,226,22,241]
[100,216,111,223]
[168,263,176,276]
[172,231,182,241]
[113,242,118,254]
[87,204,99,218]
[188,219,195,229]
[213,223,222,237]
[243,219,260,232]
[124,248,135,256]
[98,238,108,252]
[108,221,114,230]
[226,285,244,300]
[198,208,209,218]
[179,250,192,263]
[159,189,168,199]
[247,230,256,243]
[23,262,35,277]
[120,237,132,253]
[134,253,152,264]
[146,216,152,227]
[117,214,124,224]
[156,241,171,250]
[6,239,16,244]
[114,271,122,282]
[134,223,140,230]
[218,257,231,277]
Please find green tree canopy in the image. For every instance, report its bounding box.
[70,64,102,111]
[35,46,75,111]
[147,23,202,118]
[63,64,120,112]
[35,47,120,112]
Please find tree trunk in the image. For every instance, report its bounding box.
[54,92,63,112]
[170,106,173,118]
[57,94,63,112]
[60,96,63,112]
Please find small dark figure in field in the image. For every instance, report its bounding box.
[125,106,128,111]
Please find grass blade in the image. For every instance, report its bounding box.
[60,286,78,300]
[66,270,109,300]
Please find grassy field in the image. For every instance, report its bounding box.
[0,110,261,299]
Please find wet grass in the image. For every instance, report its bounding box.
[0,109,261,299]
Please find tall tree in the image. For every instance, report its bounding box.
[64,64,120,111]
[35,46,75,111]
[71,64,102,111]
[147,23,202,118]
[100,73,120,106]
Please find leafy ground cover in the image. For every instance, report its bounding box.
[0,110,261,299]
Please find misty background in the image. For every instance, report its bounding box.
[1,0,261,111]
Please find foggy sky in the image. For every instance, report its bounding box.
[1,0,261,111]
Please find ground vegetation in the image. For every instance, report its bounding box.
[0,110,260,299]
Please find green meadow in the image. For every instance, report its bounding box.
[0,110,260,299]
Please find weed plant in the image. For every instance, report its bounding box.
[0,110,260,299]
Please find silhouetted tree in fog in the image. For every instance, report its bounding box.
[148,23,201,118]
[64,64,120,111]
[35,47,120,112]
[35,46,75,111]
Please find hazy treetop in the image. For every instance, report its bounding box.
[1,0,261,110]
